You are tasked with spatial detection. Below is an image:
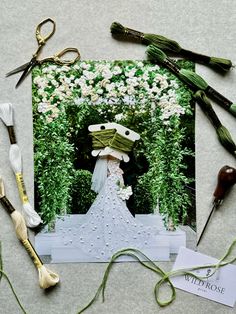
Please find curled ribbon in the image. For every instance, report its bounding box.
[0,239,235,314]
[78,239,236,313]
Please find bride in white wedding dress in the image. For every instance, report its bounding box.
[69,123,166,261]
[77,155,160,260]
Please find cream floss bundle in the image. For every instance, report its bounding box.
[0,103,42,228]
[0,176,59,289]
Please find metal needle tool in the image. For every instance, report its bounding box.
[197,165,236,246]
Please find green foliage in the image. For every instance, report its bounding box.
[65,102,105,170]
[71,169,96,214]
[32,91,75,226]
[133,175,154,214]
[32,60,195,229]
[143,113,194,229]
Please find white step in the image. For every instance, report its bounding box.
[35,214,187,262]
[159,228,186,254]
[51,235,170,263]
[35,233,61,255]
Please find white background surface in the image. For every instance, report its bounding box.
[0,0,236,313]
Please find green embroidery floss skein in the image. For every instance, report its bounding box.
[178,69,236,118]
[194,90,236,157]
[90,129,134,153]
[110,22,233,71]
[146,45,236,117]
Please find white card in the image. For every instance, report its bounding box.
[171,247,236,307]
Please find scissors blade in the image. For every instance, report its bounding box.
[15,57,36,88]
[6,62,30,77]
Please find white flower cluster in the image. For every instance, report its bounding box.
[117,185,133,201]
[159,104,185,125]
[33,60,183,123]
[37,103,60,123]
[159,91,185,125]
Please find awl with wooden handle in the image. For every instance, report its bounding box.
[197,165,236,246]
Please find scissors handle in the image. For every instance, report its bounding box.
[35,18,56,46]
[54,48,81,65]
[39,47,81,65]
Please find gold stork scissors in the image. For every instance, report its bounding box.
[6,18,80,88]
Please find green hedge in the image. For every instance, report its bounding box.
[71,169,96,214]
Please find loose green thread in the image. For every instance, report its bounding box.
[0,241,3,283]
[0,242,27,314]
[0,239,235,314]
[78,240,236,313]
[77,248,175,314]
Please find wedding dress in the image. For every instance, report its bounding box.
[47,158,170,262]
[67,158,163,261]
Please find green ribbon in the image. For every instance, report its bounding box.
[0,242,27,314]
[0,242,2,283]
[0,238,235,314]
[90,129,134,153]
[78,239,236,313]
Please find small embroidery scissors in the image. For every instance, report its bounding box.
[6,18,80,88]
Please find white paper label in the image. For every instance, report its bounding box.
[171,247,236,307]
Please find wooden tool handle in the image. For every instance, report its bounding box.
[213,165,236,201]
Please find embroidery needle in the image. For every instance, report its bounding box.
[197,165,236,246]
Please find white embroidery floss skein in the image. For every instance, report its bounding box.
[9,144,42,227]
[0,103,42,228]
[0,176,59,289]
